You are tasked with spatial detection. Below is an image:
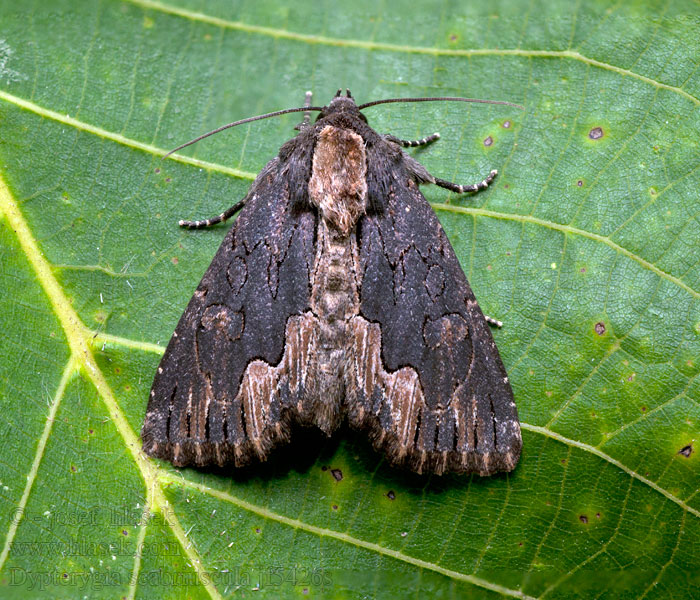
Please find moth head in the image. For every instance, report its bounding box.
[317,89,368,123]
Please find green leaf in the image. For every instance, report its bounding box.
[1,1,699,598]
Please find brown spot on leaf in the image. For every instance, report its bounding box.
[580,267,586,273]
[88,429,94,435]
[449,34,457,41]
[255,527,261,534]
[331,468,343,481]
[577,180,583,187]
[641,406,647,413]
[154,168,160,174]
[332,504,338,510]
[484,136,493,147]
[321,465,328,471]
[165,177,171,183]
[627,373,636,382]
[70,465,77,472]
[579,515,588,524]
[122,529,128,536]
[171,256,179,265]
[589,127,604,140]
[595,322,606,335]
[387,490,396,500]
[595,513,601,519]
[679,444,693,457]
[503,120,511,129]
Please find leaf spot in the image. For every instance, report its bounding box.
[331,468,343,481]
[588,127,604,140]
[595,322,606,335]
[579,514,588,524]
[483,136,493,147]
[386,490,396,500]
[678,444,693,458]
[502,120,511,129]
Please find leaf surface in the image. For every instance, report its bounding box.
[0,1,699,598]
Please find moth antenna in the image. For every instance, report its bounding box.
[346,89,353,98]
[163,105,324,159]
[358,96,525,110]
[335,88,342,97]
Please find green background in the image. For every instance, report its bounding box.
[0,0,699,598]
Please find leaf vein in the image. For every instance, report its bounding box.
[124,0,700,105]
[162,474,538,600]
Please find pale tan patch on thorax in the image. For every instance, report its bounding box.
[308,125,367,236]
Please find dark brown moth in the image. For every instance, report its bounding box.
[142,90,522,476]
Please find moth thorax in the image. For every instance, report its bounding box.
[308,125,367,237]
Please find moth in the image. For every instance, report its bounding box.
[142,90,522,476]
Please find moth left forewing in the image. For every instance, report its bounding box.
[353,161,520,476]
[142,155,318,468]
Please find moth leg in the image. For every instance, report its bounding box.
[385,132,440,147]
[484,315,503,328]
[179,199,245,229]
[433,169,498,194]
[294,90,314,131]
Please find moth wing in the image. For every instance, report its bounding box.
[353,178,521,475]
[141,158,316,467]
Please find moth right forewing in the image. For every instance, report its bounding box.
[355,159,520,475]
